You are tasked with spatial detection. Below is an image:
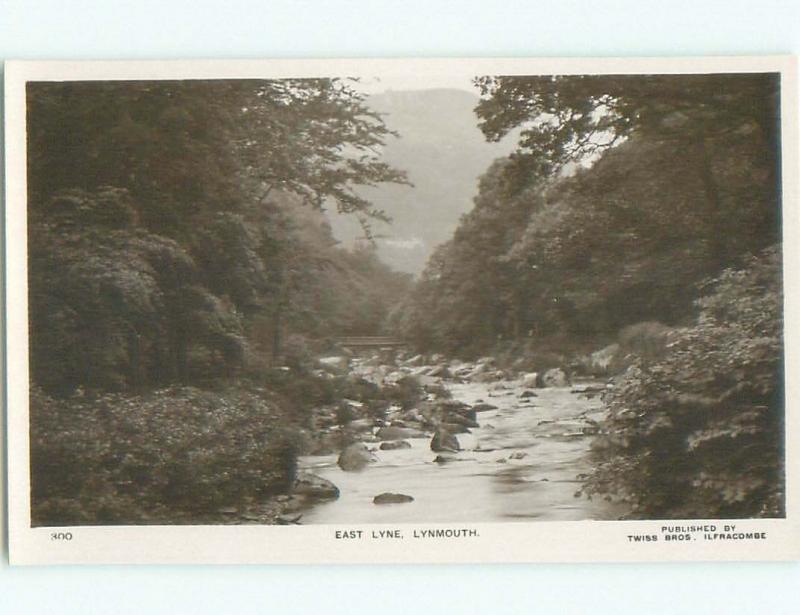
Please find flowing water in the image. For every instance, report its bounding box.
[299,380,625,523]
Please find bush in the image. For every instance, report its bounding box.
[617,321,673,364]
[582,246,784,518]
[30,385,301,525]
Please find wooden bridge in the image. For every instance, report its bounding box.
[336,336,408,350]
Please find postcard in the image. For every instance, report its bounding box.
[4,56,798,564]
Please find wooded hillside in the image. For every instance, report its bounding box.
[395,73,783,518]
[26,79,412,525]
[399,74,781,361]
[28,80,411,396]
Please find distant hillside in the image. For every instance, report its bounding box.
[326,88,515,275]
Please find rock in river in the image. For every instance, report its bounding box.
[520,372,539,389]
[430,428,460,452]
[376,425,427,440]
[293,472,340,501]
[426,364,450,378]
[445,412,479,428]
[276,513,303,525]
[337,443,376,471]
[347,418,374,433]
[441,421,471,434]
[542,367,569,387]
[318,355,349,373]
[373,493,414,504]
[380,440,412,451]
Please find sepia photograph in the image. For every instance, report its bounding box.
[4,57,798,564]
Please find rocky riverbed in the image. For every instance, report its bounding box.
[287,353,627,524]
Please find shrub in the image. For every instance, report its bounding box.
[617,321,673,364]
[30,385,300,525]
[582,246,784,518]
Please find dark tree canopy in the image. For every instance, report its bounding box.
[400,73,781,358]
[475,73,781,177]
[27,79,408,234]
[27,79,411,395]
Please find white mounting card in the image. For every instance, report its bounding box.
[4,56,799,564]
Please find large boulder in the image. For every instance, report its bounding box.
[400,409,425,423]
[403,354,425,367]
[453,365,475,379]
[418,375,443,387]
[437,400,471,413]
[444,412,479,429]
[426,365,450,378]
[292,472,340,501]
[384,370,410,385]
[373,493,414,504]
[337,443,376,471]
[488,381,510,391]
[438,401,477,423]
[430,428,460,452]
[347,418,374,433]
[380,440,412,451]
[440,421,470,434]
[520,372,539,389]
[465,363,489,380]
[542,367,569,387]
[471,369,507,383]
[376,425,427,440]
[318,356,349,374]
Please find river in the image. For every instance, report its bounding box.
[298,379,626,523]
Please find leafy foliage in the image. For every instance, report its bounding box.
[29,188,246,393]
[27,79,412,395]
[26,79,414,525]
[400,75,780,357]
[27,79,408,231]
[582,247,783,518]
[30,385,300,525]
[475,73,780,181]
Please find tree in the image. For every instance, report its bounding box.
[27,79,408,235]
[29,188,247,393]
[475,73,781,265]
[475,73,780,174]
[400,74,782,358]
[582,247,783,518]
[27,79,410,393]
